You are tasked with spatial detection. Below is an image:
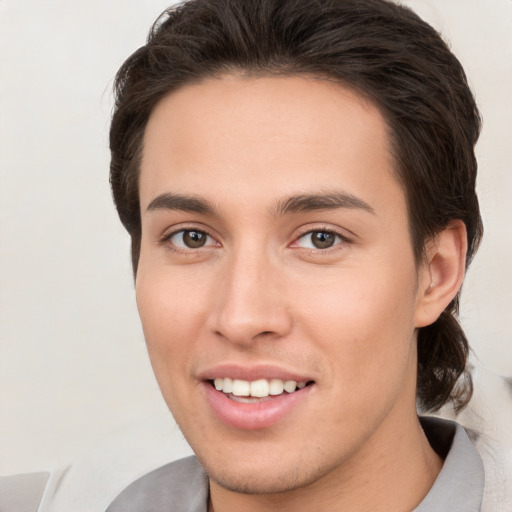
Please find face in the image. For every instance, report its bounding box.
[136,75,428,495]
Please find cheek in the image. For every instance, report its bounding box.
[135,267,208,389]
[295,261,418,405]
[135,269,214,434]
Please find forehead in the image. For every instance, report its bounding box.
[140,75,402,215]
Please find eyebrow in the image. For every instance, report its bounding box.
[146,193,217,215]
[145,191,375,217]
[272,192,375,216]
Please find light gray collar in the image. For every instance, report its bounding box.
[415,416,484,511]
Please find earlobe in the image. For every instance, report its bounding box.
[414,220,467,328]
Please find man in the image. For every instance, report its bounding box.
[106,0,484,510]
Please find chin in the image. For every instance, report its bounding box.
[208,468,306,495]
[197,451,332,495]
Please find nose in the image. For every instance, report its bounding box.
[210,249,293,347]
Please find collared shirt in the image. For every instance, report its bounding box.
[105,417,485,512]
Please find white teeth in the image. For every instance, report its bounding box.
[250,379,269,398]
[284,380,297,393]
[230,395,266,404]
[232,379,250,396]
[269,378,284,395]
[212,377,308,397]
[223,377,233,393]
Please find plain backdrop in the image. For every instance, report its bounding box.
[1,0,511,475]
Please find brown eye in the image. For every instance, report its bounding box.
[311,231,336,249]
[169,229,214,249]
[183,230,207,248]
[296,230,342,250]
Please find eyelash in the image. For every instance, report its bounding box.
[291,227,350,254]
[159,226,219,255]
[159,226,351,256]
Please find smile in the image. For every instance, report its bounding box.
[213,377,308,400]
[202,373,315,430]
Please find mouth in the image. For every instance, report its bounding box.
[210,377,314,403]
[201,372,315,429]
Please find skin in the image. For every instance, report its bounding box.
[136,75,466,511]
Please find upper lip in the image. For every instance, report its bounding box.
[197,363,315,383]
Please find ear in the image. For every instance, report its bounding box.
[414,220,467,328]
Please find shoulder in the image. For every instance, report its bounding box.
[106,455,209,512]
[0,471,51,512]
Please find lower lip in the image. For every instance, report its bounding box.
[201,382,313,430]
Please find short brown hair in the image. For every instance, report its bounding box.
[110,0,483,412]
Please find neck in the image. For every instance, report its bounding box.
[208,411,442,512]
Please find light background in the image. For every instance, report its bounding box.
[0,0,511,475]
